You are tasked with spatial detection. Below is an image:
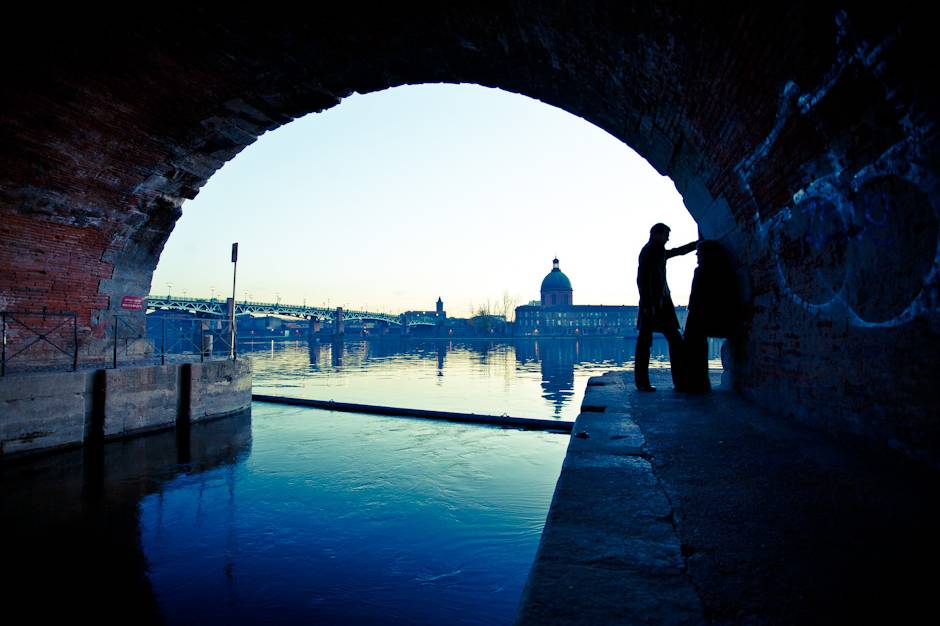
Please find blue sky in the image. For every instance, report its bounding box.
[151,84,698,316]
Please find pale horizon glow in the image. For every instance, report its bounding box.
[151,84,699,317]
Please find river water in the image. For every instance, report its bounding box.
[246,336,711,421]
[1,336,719,624]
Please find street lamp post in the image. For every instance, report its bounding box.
[230,243,238,359]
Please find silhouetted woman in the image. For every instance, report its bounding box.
[682,241,738,392]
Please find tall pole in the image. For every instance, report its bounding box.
[230,242,238,360]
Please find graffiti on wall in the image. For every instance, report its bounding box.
[735,11,939,327]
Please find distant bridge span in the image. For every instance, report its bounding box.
[146,295,439,326]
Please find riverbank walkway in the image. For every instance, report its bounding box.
[517,367,940,625]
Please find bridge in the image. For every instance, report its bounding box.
[146,295,440,327]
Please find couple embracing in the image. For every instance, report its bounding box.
[634,223,737,393]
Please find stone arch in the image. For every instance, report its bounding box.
[2,4,938,464]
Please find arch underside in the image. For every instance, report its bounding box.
[1,3,938,463]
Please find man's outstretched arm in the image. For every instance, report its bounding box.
[665,240,699,259]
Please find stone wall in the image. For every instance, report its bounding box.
[1,4,937,463]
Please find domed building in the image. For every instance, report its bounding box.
[541,258,573,306]
[515,257,684,337]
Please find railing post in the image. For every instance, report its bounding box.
[161,317,166,366]
[200,320,205,363]
[2,312,6,377]
[113,315,118,369]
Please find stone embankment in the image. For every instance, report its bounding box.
[517,368,940,625]
[0,359,251,458]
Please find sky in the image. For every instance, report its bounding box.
[151,84,699,317]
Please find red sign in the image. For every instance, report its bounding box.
[121,296,145,311]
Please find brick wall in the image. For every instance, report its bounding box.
[0,214,112,322]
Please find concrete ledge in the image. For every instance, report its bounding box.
[1,359,252,459]
[516,372,705,625]
[0,370,93,456]
[187,359,252,422]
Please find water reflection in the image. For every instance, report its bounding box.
[332,336,344,367]
[1,405,567,625]
[139,405,567,625]
[247,337,723,420]
[0,411,252,624]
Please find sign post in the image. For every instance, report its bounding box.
[230,242,238,359]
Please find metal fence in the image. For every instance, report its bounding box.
[1,312,235,376]
[125,315,236,367]
[1,311,78,375]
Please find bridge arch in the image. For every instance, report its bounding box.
[1,4,937,463]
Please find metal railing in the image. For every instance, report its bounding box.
[119,315,236,367]
[0,312,236,375]
[1,311,78,376]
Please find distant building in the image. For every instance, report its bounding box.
[404,296,447,325]
[515,258,686,336]
[541,258,573,306]
[516,303,640,336]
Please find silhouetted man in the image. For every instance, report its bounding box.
[635,223,697,391]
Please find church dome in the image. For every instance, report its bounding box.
[540,258,573,292]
